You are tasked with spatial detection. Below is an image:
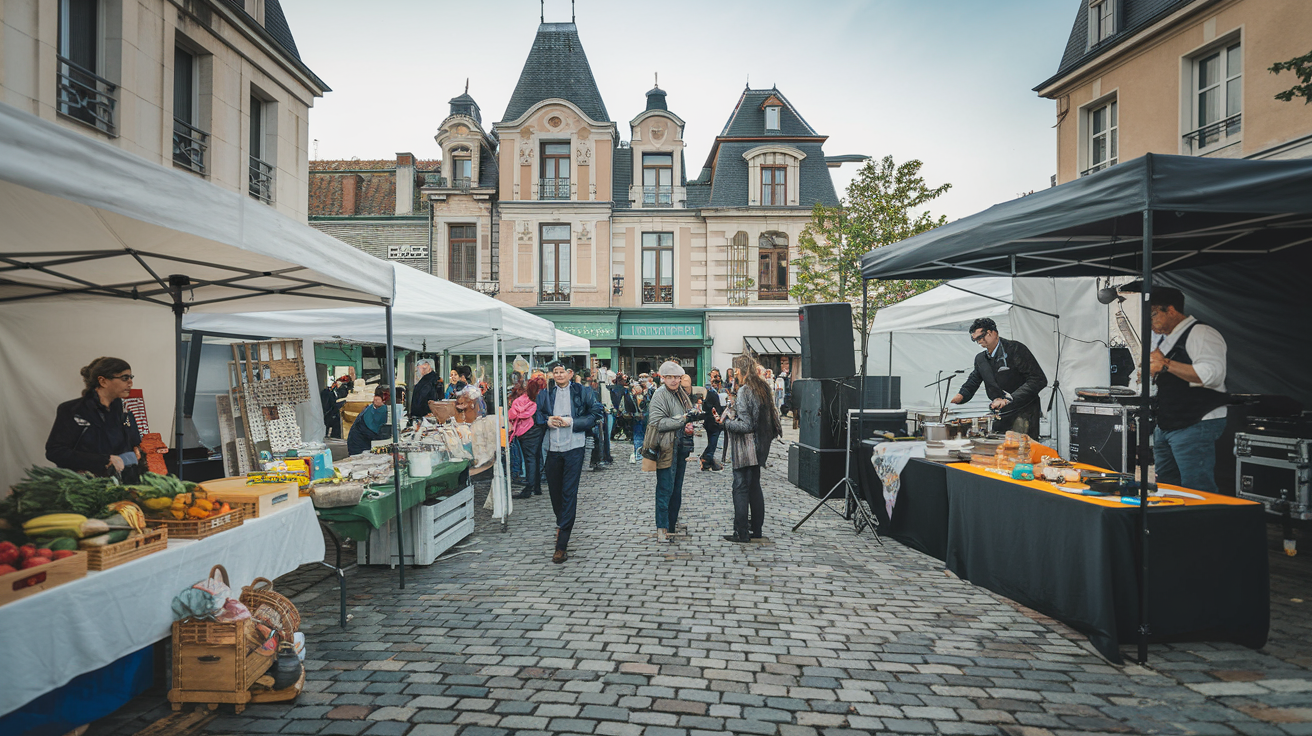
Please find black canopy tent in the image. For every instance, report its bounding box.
[860,153,1312,663]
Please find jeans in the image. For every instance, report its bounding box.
[519,426,544,494]
[509,436,524,478]
[731,465,764,539]
[632,419,646,453]
[1154,417,1226,493]
[702,427,722,463]
[655,454,687,531]
[545,446,585,550]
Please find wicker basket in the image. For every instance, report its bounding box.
[84,526,168,571]
[169,565,275,714]
[239,577,300,641]
[308,482,366,509]
[155,506,245,539]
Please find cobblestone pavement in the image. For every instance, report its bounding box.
[94,429,1312,736]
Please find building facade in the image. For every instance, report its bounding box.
[1,0,327,221]
[309,21,863,382]
[1036,0,1312,185]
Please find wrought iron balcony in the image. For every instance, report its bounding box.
[57,55,117,135]
[642,283,673,304]
[453,280,500,297]
[172,118,209,175]
[642,185,673,207]
[1079,160,1116,178]
[1183,113,1242,154]
[452,177,472,190]
[539,177,570,200]
[758,285,789,301]
[539,285,571,303]
[249,156,275,205]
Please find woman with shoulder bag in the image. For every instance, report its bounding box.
[715,355,783,543]
[511,376,547,499]
[643,362,700,543]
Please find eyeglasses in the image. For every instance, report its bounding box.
[970,333,989,344]
[112,373,135,382]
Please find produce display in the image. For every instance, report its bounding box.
[130,473,231,521]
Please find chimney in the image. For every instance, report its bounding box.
[341,174,362,216]
[395,152,415,215]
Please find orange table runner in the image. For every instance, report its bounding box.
[947,462,1259,509]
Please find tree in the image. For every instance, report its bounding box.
[1270,50,1312,104]
[790,155,950,332]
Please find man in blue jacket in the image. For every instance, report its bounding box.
[536,360,604,563]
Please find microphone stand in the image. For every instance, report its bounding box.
[924,371,963,421]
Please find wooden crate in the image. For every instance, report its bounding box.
[84,527,168,571]
[169,617,275,714]
[199,477,303,518]
[155,507,245,540]
[0,552,88,606]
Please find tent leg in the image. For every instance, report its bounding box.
[493,330,507,530]
[1137,209,1154,665]
[386,305,405,590]
[170,276,189,482]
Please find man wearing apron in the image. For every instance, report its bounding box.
[950,317,1049,435]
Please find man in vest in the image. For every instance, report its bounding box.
[1148,287,1228,493]
[950,317,1048,435]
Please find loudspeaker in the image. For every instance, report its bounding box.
[842,376,902,410]
[1069,402,1137,474]
[789,442,845,498]
[799,303,855,379]
[795,379,856,449]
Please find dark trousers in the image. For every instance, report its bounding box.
[731,465,764,539]
[545,446,585,550]
[590,421,612,465]
[325,417,341,439]
[519,426,544,494]
[702,428,722,463]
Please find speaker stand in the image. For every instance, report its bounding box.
[791,427,882,542]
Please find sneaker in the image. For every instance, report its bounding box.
[656,528,668,543]
[709,459,725,472]
[629,452,638,464]
[552,550,568,564]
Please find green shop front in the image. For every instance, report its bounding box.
[530,309,712,384]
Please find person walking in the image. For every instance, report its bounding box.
[644,362,699,542]
[536,362,603,563]
[626,382,648,463]
[716,355,783,543]
[511,376,546,499]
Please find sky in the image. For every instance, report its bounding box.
[279,0,1078,222]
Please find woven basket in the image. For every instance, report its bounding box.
[309,482,366,508]
[240,577,300,640]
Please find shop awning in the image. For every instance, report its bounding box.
[745,336,801,355]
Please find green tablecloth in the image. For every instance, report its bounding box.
[316,460,469,541]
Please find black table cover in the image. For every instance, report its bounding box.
[860,455,949,562]
[944,466,1269,663]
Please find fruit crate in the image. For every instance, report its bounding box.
[0,551,87,606]
[154,506,245,540]
[83,527,168,571]
[168,616,274,714]
[199,477,304,518]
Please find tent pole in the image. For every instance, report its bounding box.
[1137,208,1154,664]
[858,279,870,519]
[386,304,406,590]
[170,275,189,482]
[494,330,507,531]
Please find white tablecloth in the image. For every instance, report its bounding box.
[0,500,324,716]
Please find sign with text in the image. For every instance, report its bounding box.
[620,323,702,340]
[558,322,617,341]
[387,244,429,259]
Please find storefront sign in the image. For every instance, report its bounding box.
[387,244,429,259]
[559,322,618,341]
[620,323,703,339]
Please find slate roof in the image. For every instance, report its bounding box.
[1035,0,1193,91]
[705,141,838,208]
[501,23,610,123]
[612,145,632,207]
[719,88,818,138]
[218,0,326,90]
[478,143,499,188]
[308,159,439,217]
[448,92,482,125]
[684,182,711,208]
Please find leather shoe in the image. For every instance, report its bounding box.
[722,534,751,543]
[513,491,534,499]
[552,549,568,563]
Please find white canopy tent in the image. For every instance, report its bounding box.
[866,277,1111,454]
[0,102,395,495]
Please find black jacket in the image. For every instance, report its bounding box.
[958,337,1048,415]
[409,371,441,422]
[701,386,724,430]
[46,393,142,476]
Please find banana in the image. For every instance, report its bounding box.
[23,514,88,532]
[24,526,83,539]
[106,501,146,533]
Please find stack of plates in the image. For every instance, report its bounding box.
[925,439,974,463]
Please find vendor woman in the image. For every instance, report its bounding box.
[347,386,391,455]
[45,356,143,481]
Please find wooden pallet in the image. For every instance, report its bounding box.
[84,527,168,571]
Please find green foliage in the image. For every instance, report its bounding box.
[790,155,951,332]
[1270,50,1312,104]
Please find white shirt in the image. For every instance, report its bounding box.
[547,384,584,452]
[1152,315,1228,421]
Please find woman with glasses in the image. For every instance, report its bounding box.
[45,356,144,481]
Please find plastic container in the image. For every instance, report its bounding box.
[408,450,434,477]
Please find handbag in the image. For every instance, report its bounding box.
[639,423,661,472]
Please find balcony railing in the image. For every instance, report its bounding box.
[642,185,673,207]
[758,285,789,301]
[1183,113,1242,154]
[539,285,571,303]
[57,55,117,135]
[642,283,673,304]
[249,156,275,205]
[539,177,570,200]
[453,280,500,297]
[452,177,472,190]
[172,118,209,175]
[1079,159,1116,178]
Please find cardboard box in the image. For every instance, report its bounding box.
[199,477,305,518]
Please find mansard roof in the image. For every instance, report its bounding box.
[719,87,818,138]
[1036,0,1193,91]
[704,141,838,208]
[501,22,610,123]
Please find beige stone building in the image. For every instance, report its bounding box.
[1036,0,1312,184]
[1,0,327,221]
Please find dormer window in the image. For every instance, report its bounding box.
[765,106,781,131]
[1089,0,1114,46]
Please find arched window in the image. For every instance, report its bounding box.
[727,231,750,306]
[758,231,789,300]
[449,146,472,188]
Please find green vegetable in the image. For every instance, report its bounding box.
[107,530,131,544]
[9,467,126,519]
[48,537,78,551]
